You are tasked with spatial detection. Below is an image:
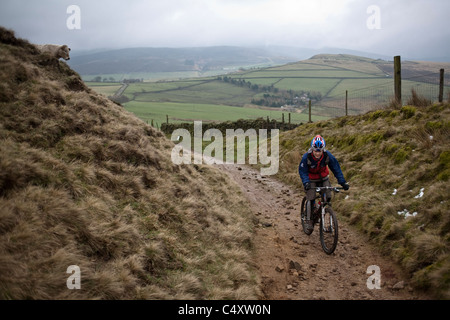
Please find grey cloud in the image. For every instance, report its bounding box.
[0,0,449,60]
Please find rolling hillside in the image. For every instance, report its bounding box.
[0,27,260,299]
[86,54,450,127]
[227,54,450,116]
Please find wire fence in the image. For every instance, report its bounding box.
[310,71,450,118]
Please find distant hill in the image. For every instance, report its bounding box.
[68,45,399,78]
[305,53,450,81]
[67,46,300,75]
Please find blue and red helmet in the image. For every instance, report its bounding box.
[311,135,326,151]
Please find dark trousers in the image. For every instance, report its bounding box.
[305,177,331,220]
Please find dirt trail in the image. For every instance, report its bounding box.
[218,163,430,300]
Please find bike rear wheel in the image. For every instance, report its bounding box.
[320,207,338,254]
[300,197,313,235]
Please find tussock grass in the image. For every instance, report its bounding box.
[407,88,432,108]
[0,27,260,299]
[277,97,450,298]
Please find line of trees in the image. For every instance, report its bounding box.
[93,76,117,83]
[92,76,143,83]
[217,76,322,108]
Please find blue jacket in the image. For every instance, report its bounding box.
[298,150,346,187]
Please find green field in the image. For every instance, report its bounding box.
[228,59,390,100]
[123,101,322,127]
[131,79,253,107]
[87,54,450,124]
[86,82,122,96]
[80,70,235,82]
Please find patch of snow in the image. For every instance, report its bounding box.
[406,212,418,218]
[414,188,424,199]
[397,209,418,219]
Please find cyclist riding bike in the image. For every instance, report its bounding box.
[298,135,350,232]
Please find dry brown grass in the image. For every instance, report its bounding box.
[407,88,432,108]
[0,27,260,300]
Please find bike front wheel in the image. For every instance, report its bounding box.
[320,207,338,255]
[300,197,313,235]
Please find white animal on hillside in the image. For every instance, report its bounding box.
[36,44,71,60]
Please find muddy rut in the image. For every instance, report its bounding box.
[218,163,430,300]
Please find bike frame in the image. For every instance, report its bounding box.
[314,186,342,204]
[314,187,342,232]
[301,186,345,254]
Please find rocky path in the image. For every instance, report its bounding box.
[218,163,430,300]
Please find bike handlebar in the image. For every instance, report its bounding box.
[314,186,345,193]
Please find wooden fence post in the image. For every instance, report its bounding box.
[394,56,402,106]
[345,90,348,116]
[288,113,291,124]
[439,69,444,103]
[282,113,285,124]
[166,115,169,124]
[308,100,312,123]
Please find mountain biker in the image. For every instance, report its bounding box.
[298,135,349,231]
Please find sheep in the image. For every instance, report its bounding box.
[35,44,71,60]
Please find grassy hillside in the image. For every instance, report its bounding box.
[276,98,450,298]
[0,27,260,299]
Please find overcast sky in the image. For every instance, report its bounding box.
[1,0,449,60]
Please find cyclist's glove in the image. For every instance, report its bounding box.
[342,182,350,190]
[304,182,311,191]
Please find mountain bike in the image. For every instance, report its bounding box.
[300,186,344,255]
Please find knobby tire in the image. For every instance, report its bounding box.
[300,197,313,235]
[320,207,338,255]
